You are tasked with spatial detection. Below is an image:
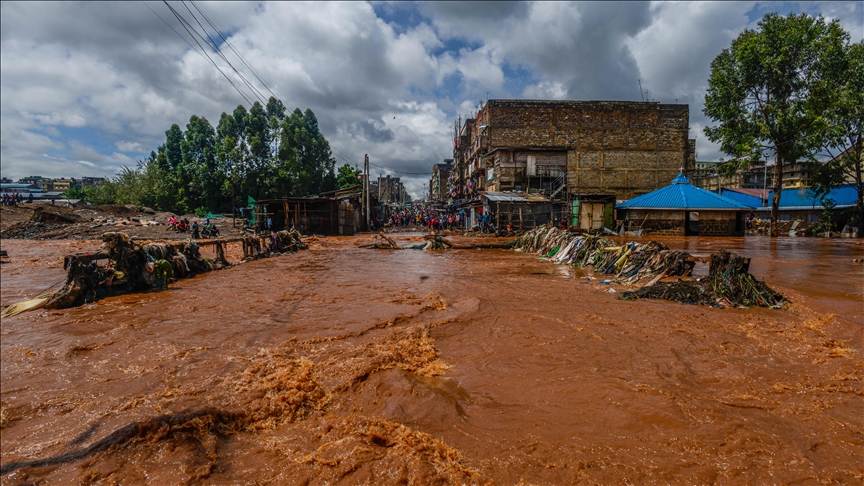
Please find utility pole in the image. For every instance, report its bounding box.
[231,167,236,228]
[364,154,370,231]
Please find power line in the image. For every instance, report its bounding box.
[179,0,269,105]
[189,0,282,102]
[161,0,255,105]
[141,1,208,63]
[369,161,432,175]
[152,2,424,179]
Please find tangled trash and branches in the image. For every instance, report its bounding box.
[36,232,217,311]
[515,226,785,308]
[2,230,310,318]
[359,234,401,249]
[241,230,308,260]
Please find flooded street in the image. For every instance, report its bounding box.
[1,235,862,484]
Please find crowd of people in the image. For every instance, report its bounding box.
[370,206,498,233]
[2,193,31,206]
[167,216,219,238]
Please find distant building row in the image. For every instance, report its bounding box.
[0,176,106,192]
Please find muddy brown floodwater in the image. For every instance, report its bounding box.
[1,235,862,484]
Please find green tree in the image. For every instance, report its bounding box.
[181,115,222,213]
[216,111,242,214]
[243,102,272,199]
[811,42,864,236]
[703,13,849,236]
[85,180,117,205]
[336,163,361,189]
[162,124,184,171]
[63,185,88,201]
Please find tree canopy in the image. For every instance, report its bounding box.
[703,13,850,236]
[86,98,339,215]
[336,163,362,189]
[810,42,864,235]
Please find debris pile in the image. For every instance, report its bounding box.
[516,226,785,308]
[622,251,785,308]
[360,234,401,249]
[516,227,694,285]
[0,207,83,239]
[43,232,217,310]
[242,230,308,259]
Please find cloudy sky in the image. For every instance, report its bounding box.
[1,1,861,197]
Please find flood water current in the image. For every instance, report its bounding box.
[1,235,862,484]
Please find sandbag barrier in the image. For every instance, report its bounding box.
[2,230,309,318]
[515,226,785,308]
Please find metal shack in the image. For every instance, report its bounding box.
[616,173,754,236]
[254,186,363,235]
[482,192,566,231]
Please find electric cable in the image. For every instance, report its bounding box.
[179,0,269,105]
[189,0,282,102]
[162,0,254,105]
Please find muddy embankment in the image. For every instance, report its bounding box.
[1,235,862,484]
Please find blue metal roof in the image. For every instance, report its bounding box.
[763,184,858,209]
[616,174,754,210]
[721,189,764,208]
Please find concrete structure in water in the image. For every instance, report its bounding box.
[450,100,696,231]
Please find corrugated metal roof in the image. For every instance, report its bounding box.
[1,183,41,189]
[482,191,549,203]
[721,189,764,208]
[767,184,858,208]
[617,174,754,210]
[724,187,769,199]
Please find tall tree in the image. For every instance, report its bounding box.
[181,115,220,213]
[243,102,272,199]
[703,13,849,236]
[163,124,184,171]
[216,112,242,213]
[336,163,361,189]
[811,42,864,236]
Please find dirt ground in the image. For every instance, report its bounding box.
[0,204,246,240]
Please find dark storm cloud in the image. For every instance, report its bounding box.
[350,119,395,143]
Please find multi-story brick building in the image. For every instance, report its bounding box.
[430,160,452,202]
[377,175,410,206]
[81,176,107,188]
[51,178,76,192]
[450,100,696,229]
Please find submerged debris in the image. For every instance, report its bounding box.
[40,232,217,311]
[621,251,785,308]
[360,234,401,249]
[2,230,308,318]
[516,227,694,285]
[516,226,785,308]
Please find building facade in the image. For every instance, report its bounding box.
[454,100,695,195]
[448,100,696,230]
[377,175,410,206]
[430,160,453,202]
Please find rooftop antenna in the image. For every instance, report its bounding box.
[638,79,644,102]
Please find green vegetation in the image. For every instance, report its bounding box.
[810,42,864,236]
[336,163,362,189]
[87,97,337,214]
[703,13,853,236]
